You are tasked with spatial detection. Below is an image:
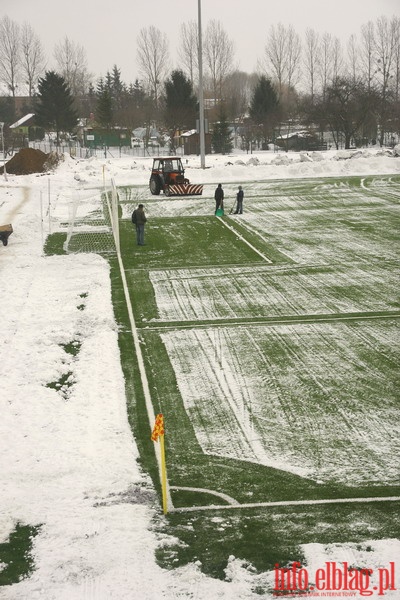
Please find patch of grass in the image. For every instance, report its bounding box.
[156,502,400,580]
[44,232,66,255]
[61,340,81,356]
[0,524,40,586]
[119,216,266,270]
[46,371,74,398]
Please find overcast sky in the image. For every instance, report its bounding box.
[3,0,400,85]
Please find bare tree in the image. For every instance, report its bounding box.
[320,77,375,149]
[54,36,90,97]
[393,17,400,101]
[264,23,287,95]
[286,25,302,90]
[331,37,344,81]
[374,16,398,144]
[179,21,198,87]
[347,34,359,84]
[223,70,255,121]
[21,23,45,97]
[137,25,169,108]
[204,20,234,103]
[375,16,397,97]
[0,16,20,97]
[360,21,375,92]
[304,28,320,101]
[318,33,335,97]
[263,23,301,96]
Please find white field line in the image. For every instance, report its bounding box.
[172,495,400,514]
[170,486,240,505]
[144,310,400,332]
[129,261,338,274]
[217,216,273,263]
[117,249,174,511]
[107,180,173,511]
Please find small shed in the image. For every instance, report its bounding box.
[10,113,44,142]
[84,127,131,148]
[275,131,321,151]
[181,129,211,155]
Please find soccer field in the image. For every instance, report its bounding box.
[50,174,400,581]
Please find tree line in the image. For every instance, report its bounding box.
[0,14,399,151]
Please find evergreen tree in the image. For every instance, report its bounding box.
[96,86,113,127]
[110,65,125,111]
[130,79,146,109]
[249,76,280,146]
[212,110,233,154]
[105,71,113,91]
[0,97,15,125]
[130,86,157,134]
[96,78,105,94]
[34,71,78,144]
[164,70,197,149]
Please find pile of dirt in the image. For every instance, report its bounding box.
[0,148,62,175]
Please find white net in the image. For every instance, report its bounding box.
[63,180,119,255]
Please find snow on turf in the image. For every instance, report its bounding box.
[0,147,399,598]
[149,262,399,322]
[160,319,399,485]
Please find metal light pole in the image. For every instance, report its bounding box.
[0,122,7,181]
[197,0,206,169]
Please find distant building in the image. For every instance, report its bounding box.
[132,126,162,147]
[181,129,212,155]
[83,127,131,148]
[275,131,325,152]
[10,113,44,143]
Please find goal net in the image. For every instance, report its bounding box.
[63,178,120,255]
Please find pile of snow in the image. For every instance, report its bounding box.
[0,148,399,599]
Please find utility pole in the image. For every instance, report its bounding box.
[0,123,7,181]
[198,0,206,169]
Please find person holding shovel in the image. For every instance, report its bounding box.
[214,183,224,215]
[234,185,244,214]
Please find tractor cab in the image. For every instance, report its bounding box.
[149,157,203,196]
[151,157,185,187]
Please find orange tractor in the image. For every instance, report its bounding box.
[149,157,203,196]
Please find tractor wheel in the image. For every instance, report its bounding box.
[164,186,171,196]
[150,176,161,195]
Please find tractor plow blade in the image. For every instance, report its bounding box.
[167,184,203,196]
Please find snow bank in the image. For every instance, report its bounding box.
[0,147,399,599]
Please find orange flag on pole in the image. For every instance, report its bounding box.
[151,413,168,514]
[151,413,165,441]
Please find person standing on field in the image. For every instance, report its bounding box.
[234,185,244,214]
[214,183,224,214]
[131,203,147,246]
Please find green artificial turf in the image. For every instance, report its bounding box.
[43,174,400,581]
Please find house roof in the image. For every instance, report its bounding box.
[276,130,311,140]
[181,129,197,137]
[10,113,35,129]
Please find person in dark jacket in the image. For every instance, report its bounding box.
[214,183,224,214]
[234,185,244,214]
[131,203,147,245]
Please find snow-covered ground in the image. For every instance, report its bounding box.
[0,147,399,599]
